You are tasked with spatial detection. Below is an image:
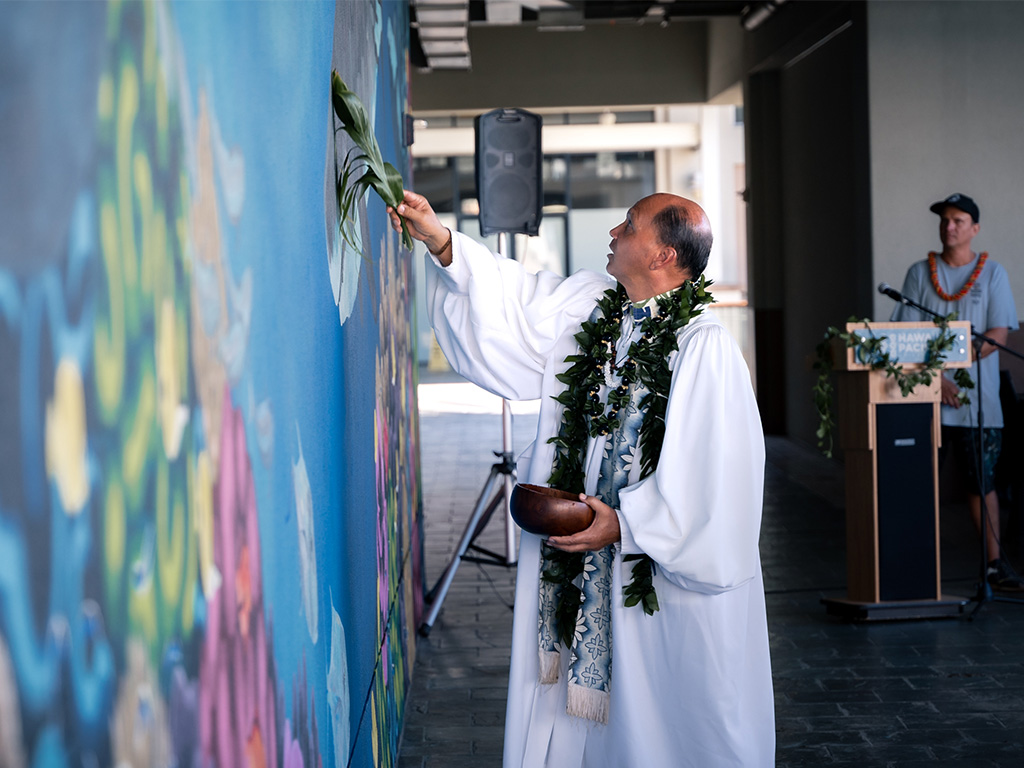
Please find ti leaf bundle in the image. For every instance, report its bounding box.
[331,70,413,251]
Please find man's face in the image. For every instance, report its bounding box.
[938,206,979,249]
[607,197,664,290]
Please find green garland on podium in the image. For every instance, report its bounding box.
[812,314,974,458]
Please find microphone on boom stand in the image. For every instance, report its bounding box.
[877,280,1024,615]
[877,282,911,306]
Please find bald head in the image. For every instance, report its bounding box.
[644,193,713,280]
[606,193,714,301]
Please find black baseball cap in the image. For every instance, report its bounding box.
[929,193,979,223]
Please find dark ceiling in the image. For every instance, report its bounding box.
[411,0,755,70]
[465,0,750,23]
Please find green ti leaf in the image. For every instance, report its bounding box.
[331,70,413,250]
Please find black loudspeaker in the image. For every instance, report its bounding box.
[875,402,937,601]
[474,108,542,236]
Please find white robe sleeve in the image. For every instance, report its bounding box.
[617,318,765,595]
[426,232,614,400]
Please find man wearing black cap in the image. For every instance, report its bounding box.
[890,193,1022,591]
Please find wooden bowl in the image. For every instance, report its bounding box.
[509,483,595,537]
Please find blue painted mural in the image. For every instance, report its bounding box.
[0,1,422,767]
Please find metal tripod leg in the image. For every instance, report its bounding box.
[421,234,522,637]
[500,398,518,567]
[419,450,517,636]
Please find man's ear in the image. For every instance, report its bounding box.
[649,247,677,271]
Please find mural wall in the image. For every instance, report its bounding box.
[0,1,422,767]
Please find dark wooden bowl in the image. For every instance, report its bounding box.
[509,483,595,537]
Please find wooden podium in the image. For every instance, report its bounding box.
[822,321,973,620]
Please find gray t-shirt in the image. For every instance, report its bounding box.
[890,253,1018,428]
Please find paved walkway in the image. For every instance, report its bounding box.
[399,373,1024,767]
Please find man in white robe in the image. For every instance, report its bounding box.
[389,191,775,767]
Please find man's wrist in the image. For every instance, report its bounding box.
[427,229,452,257]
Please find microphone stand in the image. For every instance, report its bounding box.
[882,288,1024,616]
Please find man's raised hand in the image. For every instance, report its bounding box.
[387,190,452,263]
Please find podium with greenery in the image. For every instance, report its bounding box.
[821,321,973,620]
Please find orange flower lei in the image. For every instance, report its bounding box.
[928,251,987,302]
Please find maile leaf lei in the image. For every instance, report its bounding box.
[543,277,714,645]
[331,70,413,251]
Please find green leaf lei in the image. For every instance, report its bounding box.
[812,313,974,458]
[542,276,714,645]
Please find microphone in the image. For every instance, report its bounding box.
[877,282,907,304]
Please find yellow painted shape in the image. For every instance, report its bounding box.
[178,171,190,273]
[156,460,185,617]
[133,151,154,298]
[402,561,417,670]
[142,0,155,88]
[97,73,114,123]
[122,361,155,506]
[371,697,380,766]
[180,477,198,635]
[116,62,139,309]
[192,451,221,599]
[95,201,125,422]
[155,58,169,168]
[128,567,158,651]
[104,473,126,607]
[175,300,189,397]
[157,298,187,459]
[45,360,89,515]
[150,207,168,303]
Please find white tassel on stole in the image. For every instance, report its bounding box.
[567,682,610,725]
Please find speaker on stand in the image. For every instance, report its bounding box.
[475,108,542,236]
[419,108,543,636]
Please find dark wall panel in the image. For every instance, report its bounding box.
[778,16,872,444]
[744,2,873,445]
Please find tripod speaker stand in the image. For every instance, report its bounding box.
[419,233,521,637]
[419,107,543,636]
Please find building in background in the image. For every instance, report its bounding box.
[410,102,754,377]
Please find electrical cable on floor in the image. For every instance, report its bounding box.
[475,560,515,612]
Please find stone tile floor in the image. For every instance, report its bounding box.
[400,372,1024,767]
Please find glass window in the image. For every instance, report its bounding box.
[613,110,655,123]
[518,216,566,276]
[458,217,499,254]
[569,209,618,276]
[454,155,478,211]
[566,112,602,125]
[411,157,455,213]
[568,152,655,210]
[542,156,568,208]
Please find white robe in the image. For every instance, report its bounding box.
[426,233,775,768]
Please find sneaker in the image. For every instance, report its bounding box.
[986,559,1024,592]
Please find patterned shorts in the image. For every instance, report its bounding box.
[941,427,1002,495]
